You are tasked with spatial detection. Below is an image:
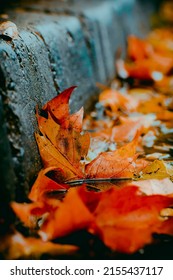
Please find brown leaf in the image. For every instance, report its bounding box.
[139,160,173,180]
[35,132,84,181]
[60,107,84,132]
[36,108,60,147]
[0,21,19,39]
[85,133,140,179]
[56,127,90,167]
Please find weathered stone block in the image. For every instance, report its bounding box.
[0,32,57,196]
[16,0,127,83]
[29,14,96,111]
[0,95,16,232]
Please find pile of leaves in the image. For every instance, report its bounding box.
[2,28,173,259]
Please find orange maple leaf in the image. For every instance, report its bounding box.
[28,167,69,202]
[42,86,77,125]
[39,187,94,241]
[35,87,90,182]
[127,35,153,61]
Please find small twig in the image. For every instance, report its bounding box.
[65,177,132,186]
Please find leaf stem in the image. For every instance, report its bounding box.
[65,177,132,186]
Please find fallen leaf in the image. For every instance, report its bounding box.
[60,107,84,132]
[39,187,94,241]
[129,177,173,196]
[35,132,84,181]
[148,28,173,54]
[11,201,50,229]
[0,231,78,259]
[42,86,77,125]
[99,88,138,114]
[127,35,153,60]
[93,186,173,253]
[85,133,140,179]
[36,108,60,147]
[139,160,173,180]
[28,167,68,202]
[55,127,90,168]
[0,21,19,39]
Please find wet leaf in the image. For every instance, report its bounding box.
[42,86,77,125]
[36,108,60,147]
[56,127,90,168]
[85,133,140,179]
[130,178,173,196]
[35,132,84,181]
[99,88,138,114]
[28,167,68,202]
[93,186,173,253]
[61,107,84,132]
[0,231,78,259]
[11,201,50,229]
[39,187,94,241]
[139,160,173,180]
[0,21,19,39]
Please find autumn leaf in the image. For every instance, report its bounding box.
[151,52,173,74]
[110,119,143,143]
[157,110,173,121]
[60,107,84,132]
[154,75,173,94]
[93,186,173,253]
[137,95,166,114]
[35,86,90,182]
[0,21,19,39]
[42,86,77,125]
[11,193,62,229]
[99,88,138,114]
[138,160,173,180]
[85,133,140,179]
[116,59,154,80]
[39,187,94,241]
[11,200,50,229]
[127,35,153,60]
[147,28,173,55]
[0,231,78,260]
[36,108,60,147]
[35,133,84,181]
[118,32,173,81]
[87,109,156,148]
[129,178,173,196]
[28,167,69,202]
[77,186,102,212]
[55,127,90,168]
